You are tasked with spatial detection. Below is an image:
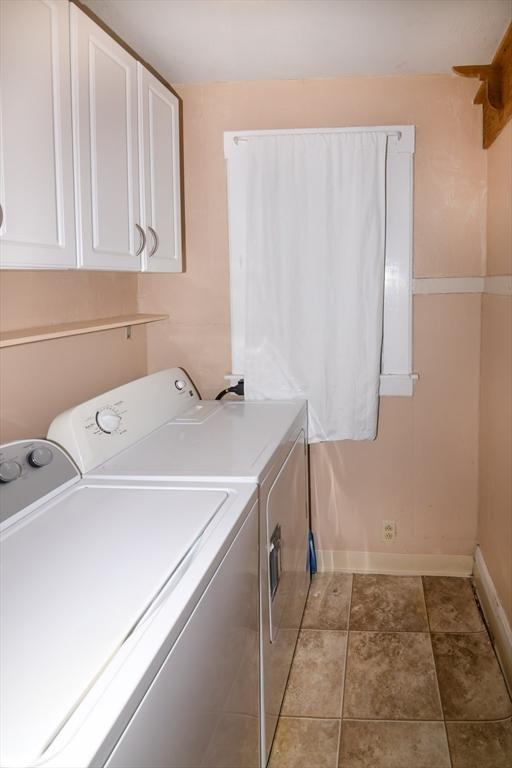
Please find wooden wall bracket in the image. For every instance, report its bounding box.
[453,23,512,148]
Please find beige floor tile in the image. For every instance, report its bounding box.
[343,631,442,720]
[349,574,428,631]
[446,719,512,768]
[338,720,451,768]
[268,717,340,768]
[302,573,353,630]
[423,576,484,632]
[432,632,512,720]
[281,629,347,717]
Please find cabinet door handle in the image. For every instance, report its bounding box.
[0,203,3,230]
[148,226,159,257]
[135,223,146,256]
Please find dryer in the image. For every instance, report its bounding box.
[48,367,311,765]
[0,439,259,768]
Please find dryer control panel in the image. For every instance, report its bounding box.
[47,368,199,474]
[0,440,79,524]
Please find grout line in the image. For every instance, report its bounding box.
[444,715,512,724]
[345,628,431,634]
[284,713,443,722]
[421,575,453,768]
[336,573,354,767]
[341,717,447,723]
[278,715,341,722]
[430,629,489,637]
[343,628,489,635]
[424,629,490,635]
[279,712,512,724]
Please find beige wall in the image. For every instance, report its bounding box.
[0,271,146,441]
[478,122,512,624]
[486,122,512,275]
[139,73,486,557]
[311,294,481,556]
[0,73,495,569]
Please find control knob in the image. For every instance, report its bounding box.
[27,446,54,468]
[175,379,187,391]
[0,460,22,483]
[96,407,122,434]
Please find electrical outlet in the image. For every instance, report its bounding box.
[382,520,396,543]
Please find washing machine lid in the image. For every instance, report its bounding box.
[0,483,228,767]
[90,400,305,481]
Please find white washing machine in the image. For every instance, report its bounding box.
[48,368,311,765]
[0,439,259,768]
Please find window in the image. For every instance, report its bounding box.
[224,125,415,396]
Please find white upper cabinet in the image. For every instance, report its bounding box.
[0,0,76,269]
[0,2,183,273]
[138,66,182,273]
[70,4,142,271]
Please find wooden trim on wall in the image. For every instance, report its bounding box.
[454,22,512,149]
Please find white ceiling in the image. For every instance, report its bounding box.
[83,0,512,85]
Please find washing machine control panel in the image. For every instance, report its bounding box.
[47,368,199,473]
[0,440,79,524]
[0,445,55,484]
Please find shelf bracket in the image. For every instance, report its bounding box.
[452,65,503,110]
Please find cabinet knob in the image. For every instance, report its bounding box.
[135,223,146,256]
[148,226,159,257]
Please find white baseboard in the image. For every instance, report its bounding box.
[317,549,473,577]
[473,545,512,694]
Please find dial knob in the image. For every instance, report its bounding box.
[0,460,22,483]
[27,446,53,468]
[175,379,187,391]
[96,408,122,434]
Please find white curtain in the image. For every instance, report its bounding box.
[243,132,387,443]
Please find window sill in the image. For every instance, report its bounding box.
[379,373,418,396]
[225,373,419,397]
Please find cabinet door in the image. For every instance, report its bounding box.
[70,5,141,271]
[0,0,76,269]
[138,66,182,273]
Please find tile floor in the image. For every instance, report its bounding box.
[268,573,512,768]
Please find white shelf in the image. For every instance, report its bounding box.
[0,313,168,348]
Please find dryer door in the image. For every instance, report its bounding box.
[261,429,310,765]
[266,429,309,644]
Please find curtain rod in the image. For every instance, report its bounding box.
[233,129,402,145]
